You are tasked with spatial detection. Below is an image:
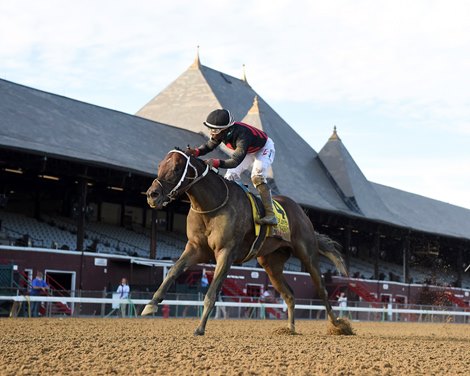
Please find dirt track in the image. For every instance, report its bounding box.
[1,318,469,375]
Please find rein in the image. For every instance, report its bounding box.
[190,176,230,214]
[156,149,229,214]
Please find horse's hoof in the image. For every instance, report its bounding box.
[141,303,158,316]
[327,318,355,335]
[193,328,205,336]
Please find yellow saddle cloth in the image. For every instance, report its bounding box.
[246,192,291,242]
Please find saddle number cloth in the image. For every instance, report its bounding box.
[246,192,291,242]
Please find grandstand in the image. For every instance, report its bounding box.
[0,210,185,259]
[2,209,467,289]
[0,56,469,311]
[1,208,469,319]
[0,211,79,250]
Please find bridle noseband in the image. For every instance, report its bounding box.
[152,150,229,214]
[153,149,209,206]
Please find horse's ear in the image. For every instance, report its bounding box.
[174,146,182,151]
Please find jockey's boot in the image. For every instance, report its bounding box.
[256,183,278,225]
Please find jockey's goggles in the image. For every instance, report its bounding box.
[210,128,229,136]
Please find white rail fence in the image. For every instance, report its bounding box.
[2,295,469,323]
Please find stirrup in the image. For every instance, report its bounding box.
[256,215,278,225]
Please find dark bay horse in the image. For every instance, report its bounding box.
[142,149,353,335]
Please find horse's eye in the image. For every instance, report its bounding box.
[174,165,183,174]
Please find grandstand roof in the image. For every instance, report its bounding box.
[318,127,470,239]
[318,127,406,224]
[1,59,470,242]
[136,57,351,213]
[136,55,253,135]
[0,78,214,176]
[373,183,470,239]
[136,56,470,240]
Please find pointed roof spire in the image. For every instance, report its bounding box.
[248,95,260,115]
[191,45,201,69]
[329,125,341,141]
[242,64,249,85]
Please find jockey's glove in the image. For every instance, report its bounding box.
[205,159,220,169]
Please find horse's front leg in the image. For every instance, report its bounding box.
[194,249,233,336]
[141,242,201,316]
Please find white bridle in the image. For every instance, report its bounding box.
[154,149,210,206]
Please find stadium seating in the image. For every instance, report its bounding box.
[0,211,79,250]
[1,210,468,288]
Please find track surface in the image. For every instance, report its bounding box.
[1,318,469,375]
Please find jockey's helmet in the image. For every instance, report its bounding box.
[203,109,234,134]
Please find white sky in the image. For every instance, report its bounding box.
[1,0,470,209]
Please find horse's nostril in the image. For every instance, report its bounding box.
[150,191,158,198]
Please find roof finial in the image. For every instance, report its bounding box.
[329,125,340,141]
[191,45,201,69]
[248,95,260,114]
[242,64,249,85]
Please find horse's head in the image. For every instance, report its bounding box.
[146,149,208,209]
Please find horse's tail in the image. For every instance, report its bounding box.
[315,231,348,277]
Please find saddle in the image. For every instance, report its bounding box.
[238,184,291,263]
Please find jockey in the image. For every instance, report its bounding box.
[186,108,278,225]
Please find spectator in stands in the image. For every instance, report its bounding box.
[260,287,273,303]
[30,271,49,317]
[16,234,32,247]
[116,277,130,317]
[200,270,209,295]
[336,291,348,318]
[214,290,228,319]
[186,108,278,225]
[87,238,99,252]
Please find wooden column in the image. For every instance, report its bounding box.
[76,178,87,252]
[343,224,351,274]
[142,206,147,228]
[120,201,126,227]
[402,232,410,283]
[33,191,41,220]
[167,210,174,232]
[77,177,88,290]
[456,245,463,287]
[149,209,157,259]
[97,200,102,222]
[373,229,381,280]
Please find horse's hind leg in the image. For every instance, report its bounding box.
[295,242,338,325]
[306,261,337,323]
[258,249,296,334]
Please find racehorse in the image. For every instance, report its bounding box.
[142,149,353,335]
